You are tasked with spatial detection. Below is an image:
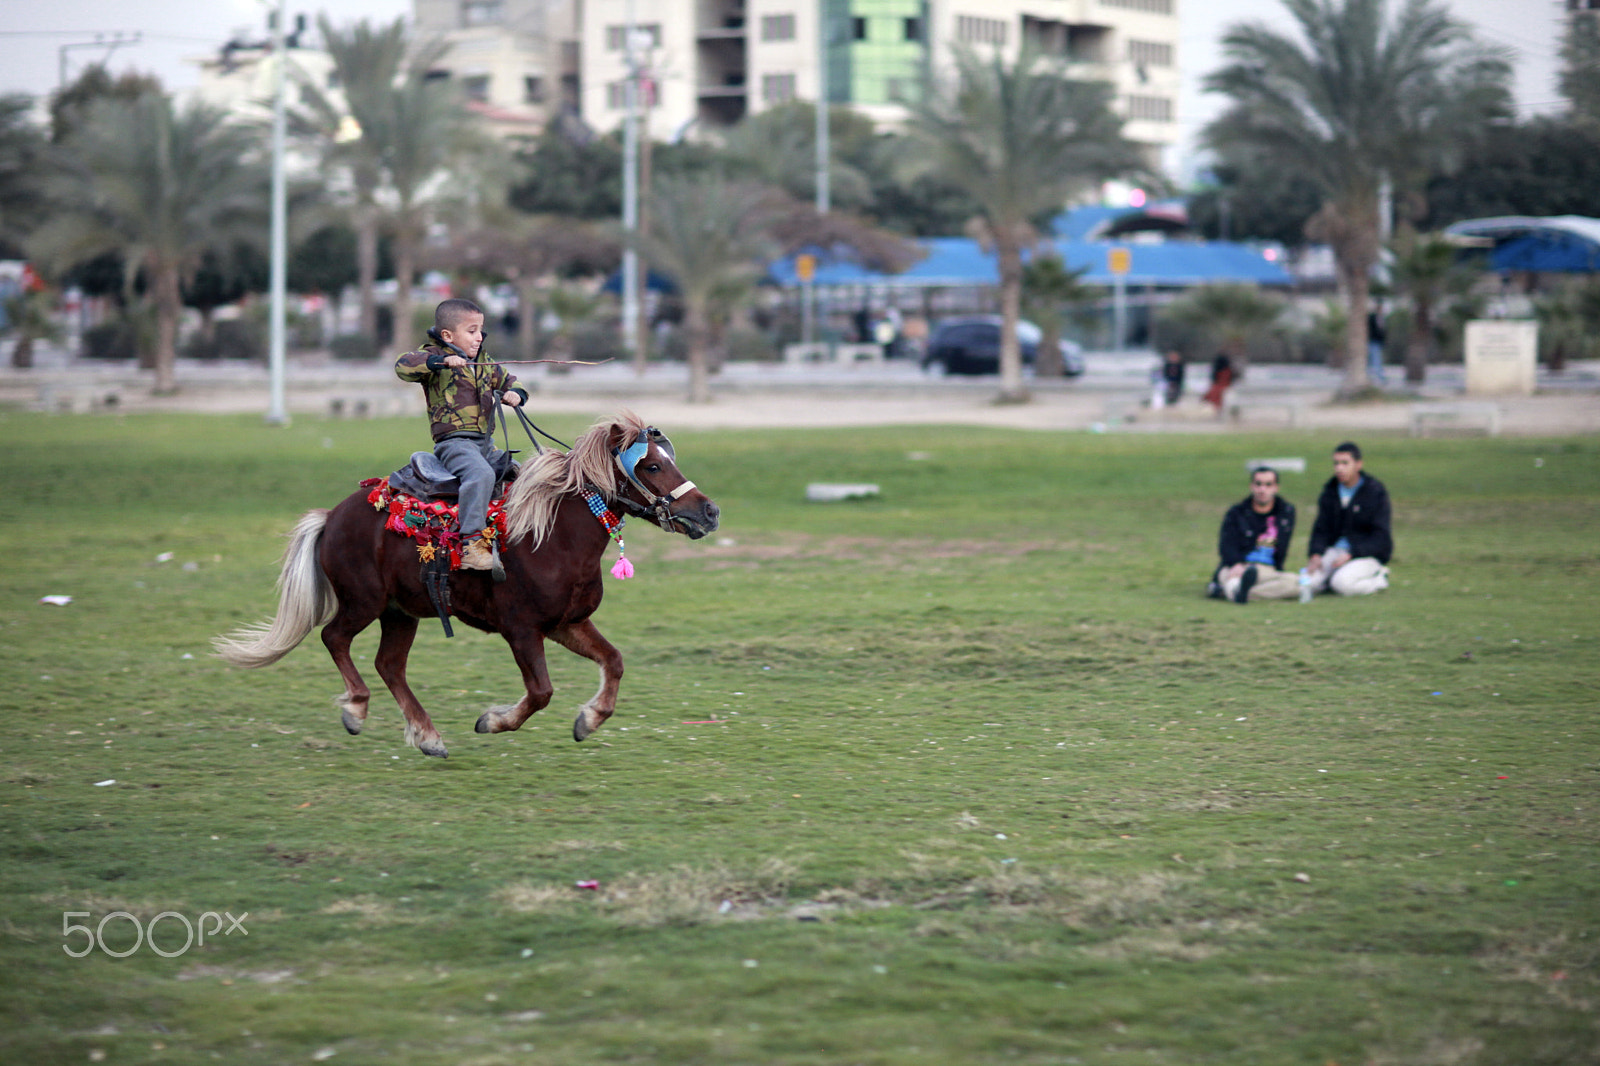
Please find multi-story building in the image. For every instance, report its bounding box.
[412,0,580,137]
[576,0,1179,158]
[410,0,1179,157]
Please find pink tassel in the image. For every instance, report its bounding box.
[610,556,634,580]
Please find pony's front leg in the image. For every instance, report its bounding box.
[475,632,553,734]
[549,620,623,742]
[373,610,448,758]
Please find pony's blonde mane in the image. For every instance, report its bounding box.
[501,410,649,549]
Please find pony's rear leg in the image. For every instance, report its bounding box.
[550,620,623,742]
[372,610,448,758]
[475,632,552,734]
[322,610,376,735]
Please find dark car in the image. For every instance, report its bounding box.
[920,316,1086,377]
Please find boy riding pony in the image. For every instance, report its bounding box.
[395,298,528,573]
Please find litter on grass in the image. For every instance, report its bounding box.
[38,595,72,606]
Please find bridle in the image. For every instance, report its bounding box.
[611,427,699,532]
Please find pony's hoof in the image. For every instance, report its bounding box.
[475,713,495,734]
[572,713,592,742]
[419,737,449,758]
[340,708,364,735]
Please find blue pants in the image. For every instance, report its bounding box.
[1367,341,1386,385]
[434,434,508,538]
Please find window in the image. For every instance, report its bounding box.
[1127,39,1173,67]
[760,14,795,41]
[1099,0,1173,13]
[955,15,1007,46]
[904,16,922,42]
[523,76,544,104]
[762,72,796,103]
[462,75,490,102]
[607,81,628,109]
[1124,94,1173,122]
[852,17,868,40]
[605,23,662,51]
[460,0,503,26]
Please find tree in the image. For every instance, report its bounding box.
[29,92,265,393]
[642,175,782,403]
[292,17,410,346]
[384,68,501,357]
[48,65,162,144]
[1204,0,1512,394]
[509,126,623,220]
[424,213,617,361]
[904,44,1140,402]
[1388,228,1476,383]
[1159,284,1286,366]
[1021,255,1091,378]
[0,95,50,259]
[1423,118,1600,226]
[1561,1,1600,126]
[1185,146,1325,245]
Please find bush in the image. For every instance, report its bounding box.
[724,326,778,362]
[81,319,139,360]
[571,321,626,364]
[183,317,265,361]
[329,333,380,361]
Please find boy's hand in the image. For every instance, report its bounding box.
[443,355,468,368]
[502,392,522,407]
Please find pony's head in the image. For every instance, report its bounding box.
[503,412,719,547]
[595,418,720,539]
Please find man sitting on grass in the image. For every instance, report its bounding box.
[1210,466,1299,603]
[1305,440,1392,596]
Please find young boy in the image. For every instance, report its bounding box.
[395,298,528,571]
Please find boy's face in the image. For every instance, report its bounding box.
[440,313,486,357]
[1333,450,1363,486]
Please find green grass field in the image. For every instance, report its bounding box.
[1,410,1596,1065]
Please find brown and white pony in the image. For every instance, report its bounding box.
[214,412,718,756]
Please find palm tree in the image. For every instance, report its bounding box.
[642,175,782,403]
[904,45,1140,402]
[29,92,264,393]
[1388,228,1475,384]
[1159,284,1286,367]
[292,18,409,346]
[424,212,617,361]
[1204,0,1511,394]
[1021,254,1091,378]
[384,69,500,354]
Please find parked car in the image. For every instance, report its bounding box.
[921,316,1085,377]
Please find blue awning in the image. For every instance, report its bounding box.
[767,236,1292,289]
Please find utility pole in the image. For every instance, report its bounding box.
[266,0,289,425]
[620,0,641,369]
[57,32,141,88]
[806,1,830,347]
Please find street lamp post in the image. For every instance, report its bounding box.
[266,0,289,425]
[620,0,640,367]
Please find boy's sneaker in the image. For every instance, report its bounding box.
[1206,580,1224,600]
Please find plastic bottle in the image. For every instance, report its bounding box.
[1298,568,1314,603]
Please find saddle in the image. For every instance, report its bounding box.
[366,451,520,640]
[386,450,519,502]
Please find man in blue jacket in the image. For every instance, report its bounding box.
[1305,441,1392,596]
[1210,466,1298,603]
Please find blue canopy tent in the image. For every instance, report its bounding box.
[1444,215,1600,273]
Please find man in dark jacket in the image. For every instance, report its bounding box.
[1305,441,1392,596]
[1209,466,1298,603]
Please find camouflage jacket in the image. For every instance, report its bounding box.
[395,344,528,441]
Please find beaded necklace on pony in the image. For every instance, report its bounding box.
[581,489,634,579]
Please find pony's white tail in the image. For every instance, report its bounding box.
[213,509,336,668]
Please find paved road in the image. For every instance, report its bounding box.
[3,343,1597,436]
